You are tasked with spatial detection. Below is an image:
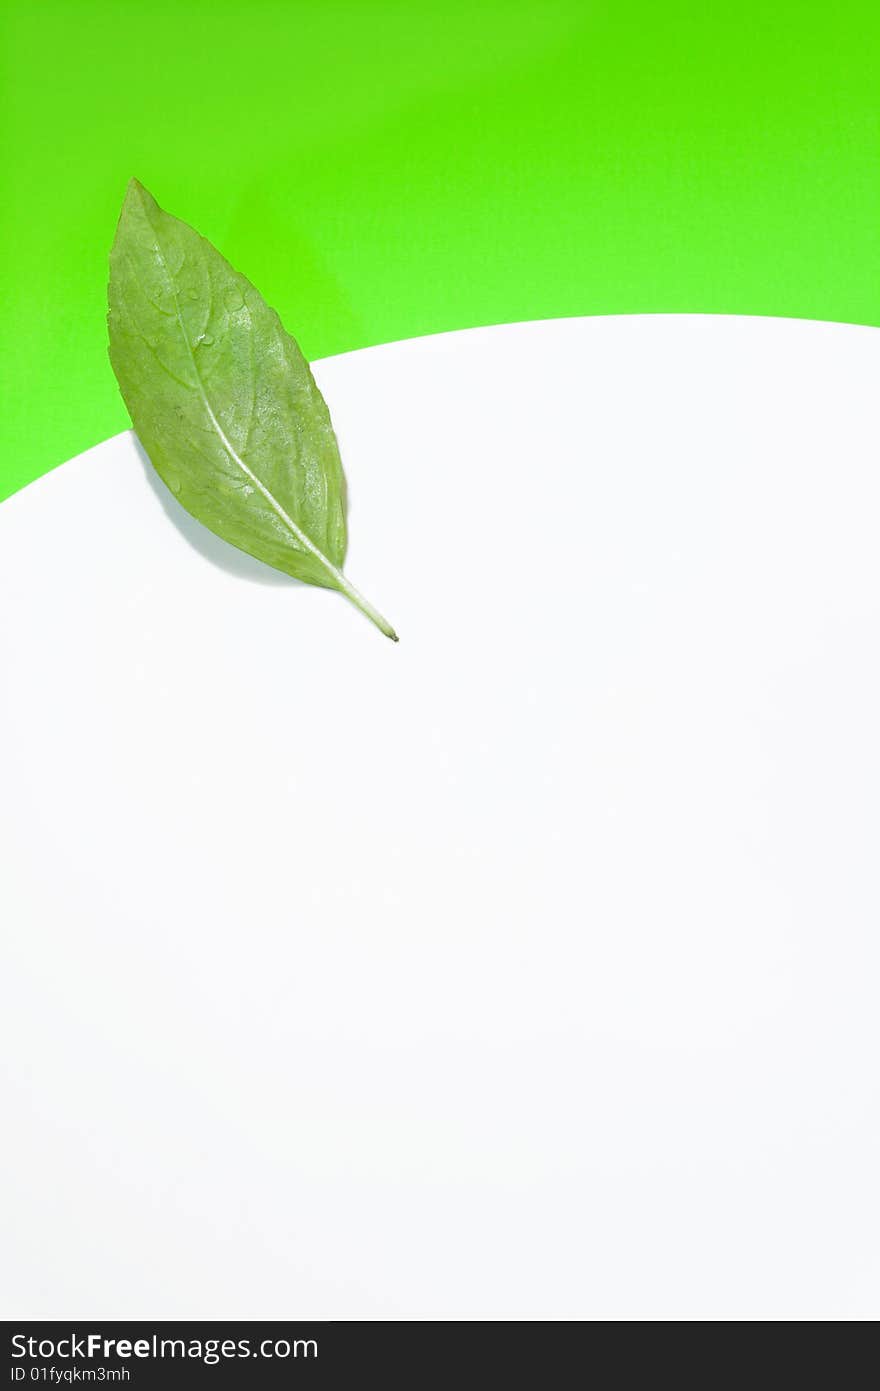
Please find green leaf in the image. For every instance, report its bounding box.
[108,179,397,640]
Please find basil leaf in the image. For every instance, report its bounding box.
[108,179,397,640]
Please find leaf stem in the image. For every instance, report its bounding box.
[336,574,399,641]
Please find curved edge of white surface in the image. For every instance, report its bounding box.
[2,314,879,1320]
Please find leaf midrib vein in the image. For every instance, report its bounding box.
[147,225,345,590]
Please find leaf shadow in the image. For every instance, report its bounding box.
[133,435,299,588]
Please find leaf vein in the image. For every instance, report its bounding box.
[148,228,345,578]
[134,330,197,391]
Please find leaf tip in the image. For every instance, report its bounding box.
[124,177,157,213]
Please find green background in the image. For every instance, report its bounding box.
[2,0,879,501]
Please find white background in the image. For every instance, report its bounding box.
[1,316,878,1319]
